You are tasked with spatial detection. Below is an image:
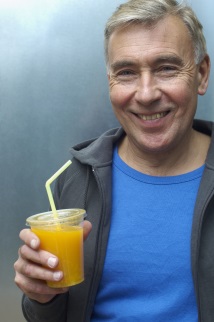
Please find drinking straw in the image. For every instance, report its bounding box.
[45,160,72,219]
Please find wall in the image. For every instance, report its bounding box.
[0,1,213,321]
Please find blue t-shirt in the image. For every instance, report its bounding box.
[91,147,204,321]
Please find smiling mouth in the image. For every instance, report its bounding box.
[137,111,169,121]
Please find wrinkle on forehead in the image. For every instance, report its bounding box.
[108,15,194,66]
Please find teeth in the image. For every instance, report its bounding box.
[140,112,166,121]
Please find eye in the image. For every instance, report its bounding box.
[159,65,177,73]
[117,69,135,76]
[113,69,138,83]
[156,65,179,78]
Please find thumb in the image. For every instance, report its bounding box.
[83,220,92,241]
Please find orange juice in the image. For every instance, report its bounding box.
[31,225,84,288]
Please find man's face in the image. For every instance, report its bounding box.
[107,15,209,155]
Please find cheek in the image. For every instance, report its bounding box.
[109,84,134,109]
[166,78,198,116]
[176,86,197,115]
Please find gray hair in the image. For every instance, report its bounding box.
[104,0,207,65]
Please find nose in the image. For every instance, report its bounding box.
[135,71,161,105]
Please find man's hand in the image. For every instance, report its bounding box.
[14,220,92,304]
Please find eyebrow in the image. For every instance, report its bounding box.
[110,55,184,71]
[155,55,184,66]
[110,60,136,71]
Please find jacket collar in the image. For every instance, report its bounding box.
[70,119,214,168]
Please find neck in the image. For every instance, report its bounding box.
[118,130,210,176]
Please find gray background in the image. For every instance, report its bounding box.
[0,1,213,321]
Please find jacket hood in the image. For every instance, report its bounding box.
[70,127,124,167]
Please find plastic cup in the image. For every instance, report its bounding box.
[26,208,86,288]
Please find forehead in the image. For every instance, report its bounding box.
[108,15,194,65]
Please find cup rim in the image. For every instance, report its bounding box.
[26,208,86,227]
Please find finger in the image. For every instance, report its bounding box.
[14,255,62,282]
[83,220,92,241]
[18,245,59,268]
[14,272,69,303]
[19,228,40,250]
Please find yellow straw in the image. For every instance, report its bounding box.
[45,160,72,219]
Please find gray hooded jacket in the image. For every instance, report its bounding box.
[22,119,214,322]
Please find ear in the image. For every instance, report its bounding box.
[197,54,211,96]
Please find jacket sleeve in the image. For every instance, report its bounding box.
[22,293,68,322]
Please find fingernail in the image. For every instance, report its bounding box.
[30,239,38,249]
[48,257,57,268]
[53,271,62,281]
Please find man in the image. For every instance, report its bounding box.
[14,0,213,321]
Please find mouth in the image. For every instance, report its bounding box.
[137,111,169,121]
